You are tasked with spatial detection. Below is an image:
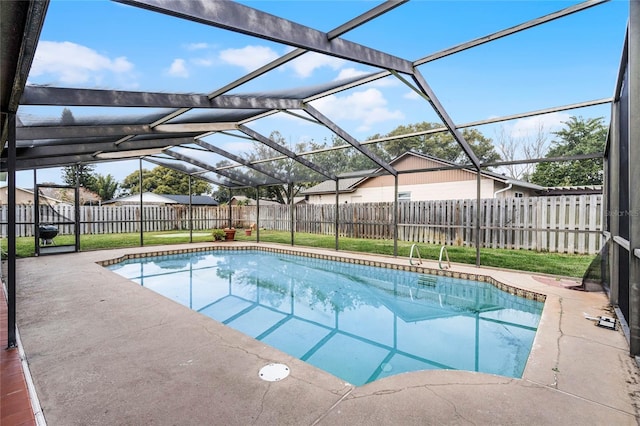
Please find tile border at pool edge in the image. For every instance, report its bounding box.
[96,245,546,303]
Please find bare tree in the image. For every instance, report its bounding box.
[495,122,549,181]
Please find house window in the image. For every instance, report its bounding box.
[398,191,411,201]
[514,192,524,198]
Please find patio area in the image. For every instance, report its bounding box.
[9,243,640,425]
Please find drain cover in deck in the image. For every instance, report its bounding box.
[259,363,290,381]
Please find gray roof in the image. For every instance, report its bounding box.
[160,194,218,206]
[302,176,364,195]
[104,192,217,205]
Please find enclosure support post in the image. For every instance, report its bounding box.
[290,184,294,246]
[74,179,80,251]
[256,186,260,243]
[228,188,232,228]
[335,179,339,251]
[628,0,640,357]
[608,94,620,306]
[6,112,17,348]
[34,173,40,257]
[139,158,144,246]
[393,174,398,257]
[188,175,193,243]
[476,170,481,267]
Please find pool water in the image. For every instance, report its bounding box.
[107,250,544,386]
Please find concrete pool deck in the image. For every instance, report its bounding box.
[11,242,640,425]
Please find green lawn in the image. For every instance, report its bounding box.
[2,229,595,278]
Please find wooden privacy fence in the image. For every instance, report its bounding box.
[272,195,602,254]
[0,195,602,254]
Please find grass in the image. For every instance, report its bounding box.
[2,229,595,278]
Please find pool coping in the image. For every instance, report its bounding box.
[97,244,547,303]
[12,242,640,425]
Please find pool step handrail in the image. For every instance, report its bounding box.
[439,245,451,270]
[409,244,422,266]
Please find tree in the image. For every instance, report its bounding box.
[306,135,380,174]
[59,108,99,189]
[530,116,607,187]
[121,167,212,195]
[61,164,97,189]
[60,107,75,125]
[93,174,119,201]
[495,122,549,181]
[367,122,500,164]
[244,131,317,204]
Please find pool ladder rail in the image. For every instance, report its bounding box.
[438,245,451,270]
[409,244,422,266]
[409,244,451,270]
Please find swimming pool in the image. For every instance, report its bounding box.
[106,248,544,386]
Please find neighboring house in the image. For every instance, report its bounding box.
[0,185,68,205]
[229,195,305,206]
[104,192,218,206]
[302,152,543,204]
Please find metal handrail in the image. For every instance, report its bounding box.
[439,245,451,270]
[409,244,422,266]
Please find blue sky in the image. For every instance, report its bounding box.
[17,0,629,189]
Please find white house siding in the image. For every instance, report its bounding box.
[303,154,542,203]
[307,193,354,204]
[350,178,497,202]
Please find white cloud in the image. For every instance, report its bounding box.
[167,59,189,78]
[30,41,134,85]
[185,42,210,51]
[335,68,399,89]
[335,67,368,81]
[403,90,421,100]
[192,57,214,67]
[509,112,571,138]
[288,52,345,78]
[219,45,279,71]
[311,88,404,133]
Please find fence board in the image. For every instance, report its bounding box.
[0,194,603,254]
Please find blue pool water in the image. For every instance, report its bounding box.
[107,249,544,385]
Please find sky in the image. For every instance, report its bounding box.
[16,0,630,190]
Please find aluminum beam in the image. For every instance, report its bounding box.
[16,124,209,140]
[414,0,609,66]
[6,113,16,348]
[75,0,406,175]
[0,1,49,144]
[409,69,481,169]
[165,148,263,187]
[193,139,287,184]
[302,98,611,152]
[142,156,241,188]
[21,86,302,109]
[303,103,397,177]
[208,1,407,99]
[1,1,49,113]
[116,0,414,74]
[238,125,335,181]
[2,153,112,170]
[482,152,604,168]
[9,136,191,161]
[628,0,640,357]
